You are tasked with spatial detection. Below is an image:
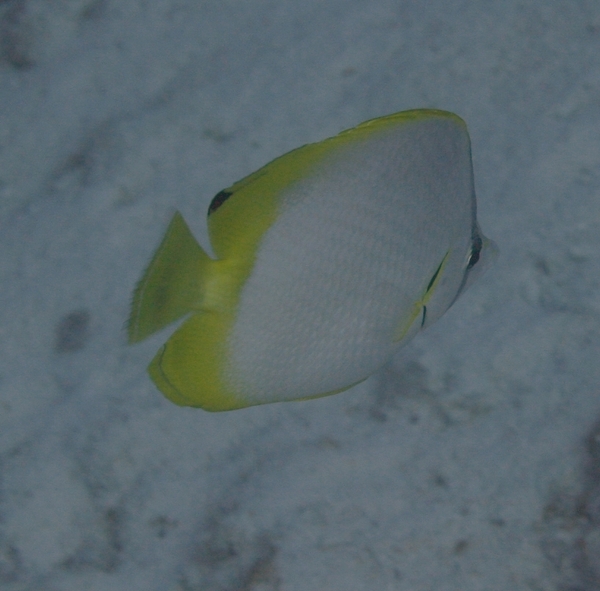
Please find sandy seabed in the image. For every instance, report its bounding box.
[1,1,600,590]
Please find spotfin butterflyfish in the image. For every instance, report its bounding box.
[128,109,497,411]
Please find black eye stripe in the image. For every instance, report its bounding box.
[467,234,482,270]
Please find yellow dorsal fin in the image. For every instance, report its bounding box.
[128,212,211,343]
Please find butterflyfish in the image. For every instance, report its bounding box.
[128,109,496,411]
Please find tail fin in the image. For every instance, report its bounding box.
[128,211,211,343]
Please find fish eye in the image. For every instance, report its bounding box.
[467,234,482,270]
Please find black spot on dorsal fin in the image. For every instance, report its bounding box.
[208,190,233,216]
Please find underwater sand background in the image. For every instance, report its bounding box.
[1,1,600,589]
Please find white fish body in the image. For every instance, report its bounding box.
[129,109,497,411]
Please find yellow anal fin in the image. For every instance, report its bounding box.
[128,211,211,343]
